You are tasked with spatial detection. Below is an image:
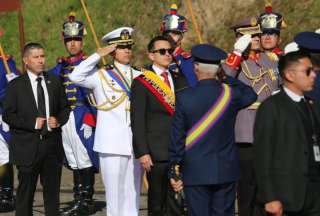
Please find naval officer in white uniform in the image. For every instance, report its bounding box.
[70,27,142,216]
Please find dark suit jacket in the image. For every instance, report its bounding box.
[169,77,257,185]
[3,72,70,166]
[253,89,320,211]
[131,66,188,162]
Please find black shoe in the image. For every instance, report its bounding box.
[0,189,15,213]
[61,200,84,216]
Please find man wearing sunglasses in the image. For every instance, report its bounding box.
[294,31,320,103]
[222,17,280,216]
[49,13,98,216]
[254,51,320,216]
[70,27,142,216]
[131,35,187,216]
[160,4,198,88]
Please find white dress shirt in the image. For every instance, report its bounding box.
[27,71,51,131]
[152,64,175,93]
[283,86,304,102]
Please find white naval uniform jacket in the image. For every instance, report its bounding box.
[70,53,141,156]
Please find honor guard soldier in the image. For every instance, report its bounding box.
[49,12,98,216]
[0,51,19,213]
[169,44,257,216]
[70,27,142,216]
[222,17,280,216]
[258,1,286,61]
[160,4,198,88]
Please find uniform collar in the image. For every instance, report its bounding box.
[114,60,131,72]
[67,51,85,64]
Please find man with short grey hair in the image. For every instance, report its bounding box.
[169,44,257,216]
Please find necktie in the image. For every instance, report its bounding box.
[36,77,48,135]
[161,71,171,89]
[36,77,46,118]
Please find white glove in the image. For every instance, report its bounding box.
[0,115,9,132]
[234,34,252,54]
[6,73,18,82]
[80,123,92,139]
[284,42,299,54]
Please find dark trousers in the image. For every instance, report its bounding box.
[237,143,263,216]
[147,162,182,216]
[184,182,236,216]
[15,140,62,216]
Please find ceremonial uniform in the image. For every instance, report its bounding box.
[70,27,142,216]
[0,55,19,212]
[161,4,198,88]
[49,13,98,215]
[222,18,280,216]
[169,44,257,216]
[258,2,286,61]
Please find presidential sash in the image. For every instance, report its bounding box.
[135,70,175,115]
[185,84,232,150]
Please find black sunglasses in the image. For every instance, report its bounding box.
[305,67,315,76]
[152,48,174,55]
[117,44,132,50]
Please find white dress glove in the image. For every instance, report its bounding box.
[0,115,9,132]
[80,123,92,139]
[6,73,18,82]
[234,34,252,54]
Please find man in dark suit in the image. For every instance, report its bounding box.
[131,35,187,216]
[3,43,70,216]
[169,44,257,216]
[254,51,320,216]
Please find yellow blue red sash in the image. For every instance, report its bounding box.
[185,84,232,150]
[106,68,131,97]
[135,70,175,115]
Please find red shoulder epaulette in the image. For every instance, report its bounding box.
[225,52,242,69]
[272,47,283,56]
[181,50,191,59]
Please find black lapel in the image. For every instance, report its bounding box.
[22,74,38,113]
[281,90,308,143]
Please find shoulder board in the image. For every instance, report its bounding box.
[104,64,114,70]
[181,51,191,59]
[265,52,279,62]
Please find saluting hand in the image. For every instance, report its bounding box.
[139,154,153,172]
[97,44,117,57]
[48,116,59,129]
